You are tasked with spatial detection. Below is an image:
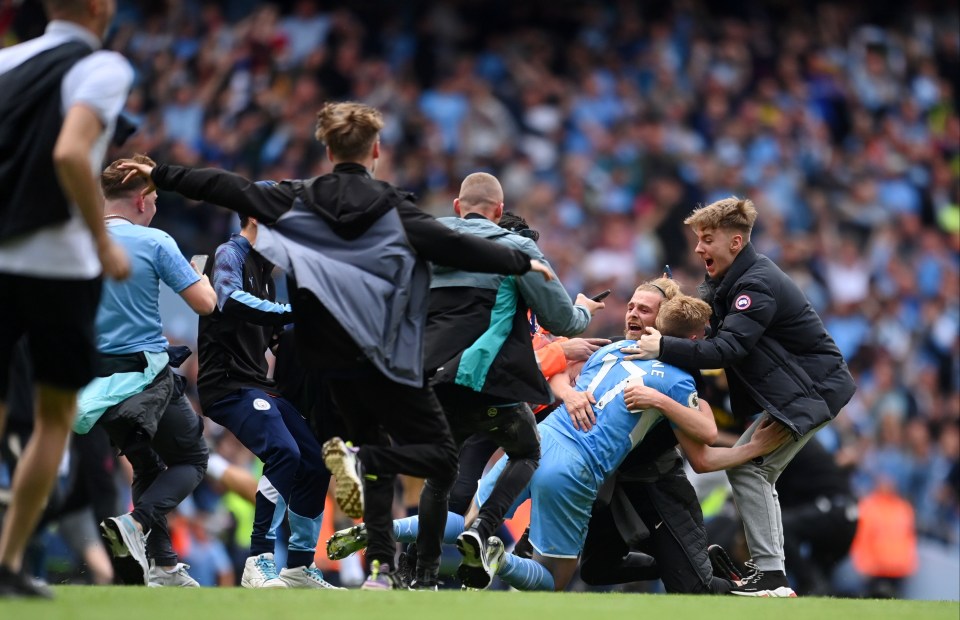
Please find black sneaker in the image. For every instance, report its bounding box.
[0,565,53,599]
[395,546,416,590]
[708,544,743,582]
[456,527,495,589]
[730,564,796,597]
[408,574,439,591]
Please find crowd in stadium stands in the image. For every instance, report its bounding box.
[1,0,957,595]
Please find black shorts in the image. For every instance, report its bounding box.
[0,273,102,399]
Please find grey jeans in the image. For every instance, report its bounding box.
[726,415,828,572]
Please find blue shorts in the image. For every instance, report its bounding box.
[477,432,598,558]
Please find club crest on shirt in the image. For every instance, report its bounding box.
[253,398,271,411]
[734,294,752,311]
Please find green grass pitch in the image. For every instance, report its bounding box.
[1,587,956,620]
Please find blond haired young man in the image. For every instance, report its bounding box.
[628,197,857,597]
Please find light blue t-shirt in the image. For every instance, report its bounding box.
[96,220,199,354]
[539,340,698,482]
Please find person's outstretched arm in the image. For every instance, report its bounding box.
[397,200,552,279]
[119,161,296,225]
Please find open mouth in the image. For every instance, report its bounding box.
[626,322,643,332]
[704,258,715,270]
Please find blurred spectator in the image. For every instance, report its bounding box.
[850,475,919,599]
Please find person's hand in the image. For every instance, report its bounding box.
[97,237,131,280]
[749,417,793,455]
[564,390,597,432]
[574,293,605,316]
[623,382,663,411]
[117,161,157,197]
[528,259,554,281]
[559,337,611,362]
[620,326,661,360]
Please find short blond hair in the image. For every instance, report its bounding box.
[683,197,757,238]
[101,153,157,200]
[655,295,712,338]
[315,101,384,160]
[458,172,503,210]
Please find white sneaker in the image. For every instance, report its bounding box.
[279,563,344,589]
[241,553,287,588]
[148,562,200,587]
[323,438,364,519]
[100,514,150,585]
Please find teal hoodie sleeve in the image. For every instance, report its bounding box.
[511,236,591,337]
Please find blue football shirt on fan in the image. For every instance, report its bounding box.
[95,220,199,354]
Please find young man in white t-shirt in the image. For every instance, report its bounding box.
[0,0,133,598]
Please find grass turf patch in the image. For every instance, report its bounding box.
[1,586,957,620]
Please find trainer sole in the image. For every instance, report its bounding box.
[455,534,492,590]
[327,527,367,560]
[323,440,364,519]
[99,520,148,586]
[731,586,798,598]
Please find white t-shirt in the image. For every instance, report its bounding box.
[0,20,134,279]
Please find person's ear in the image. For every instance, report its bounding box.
[454,198,462,217]
[372,141,380,160]
[326,146,334,163]
[494,202,504,221]
[136,194,145,213]
[730,233,743,253]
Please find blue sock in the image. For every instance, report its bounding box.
[393,516,420,543]
[393,512,466,544]
[443,513,466,544]
[287,509,323,568]
[499,554,555,591]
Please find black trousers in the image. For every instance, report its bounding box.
[425,385,540,547]
[325,368,459,572]
[448,434,499,515]
[781,496,858,595]
[99,393,208,566]
[580,472,730,594]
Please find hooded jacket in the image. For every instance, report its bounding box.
[656,243,856,436]
[426,214,591,405]
[151,162,534,386]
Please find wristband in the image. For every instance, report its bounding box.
[206,453,230,481]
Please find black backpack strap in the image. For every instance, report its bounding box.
[0,40,93,241]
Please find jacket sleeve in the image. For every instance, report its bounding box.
[536,341,569,381]
[152,164,296,225]
[213,243,293,327]
[512,238,590,337]
[658,280,777,369]
[396,201,531,275]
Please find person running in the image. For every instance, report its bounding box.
[76,155,215,587]
[198,214,337,589]
[417,173,602,589]
[0,0,132,597]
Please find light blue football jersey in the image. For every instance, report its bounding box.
[539,340,698,481]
